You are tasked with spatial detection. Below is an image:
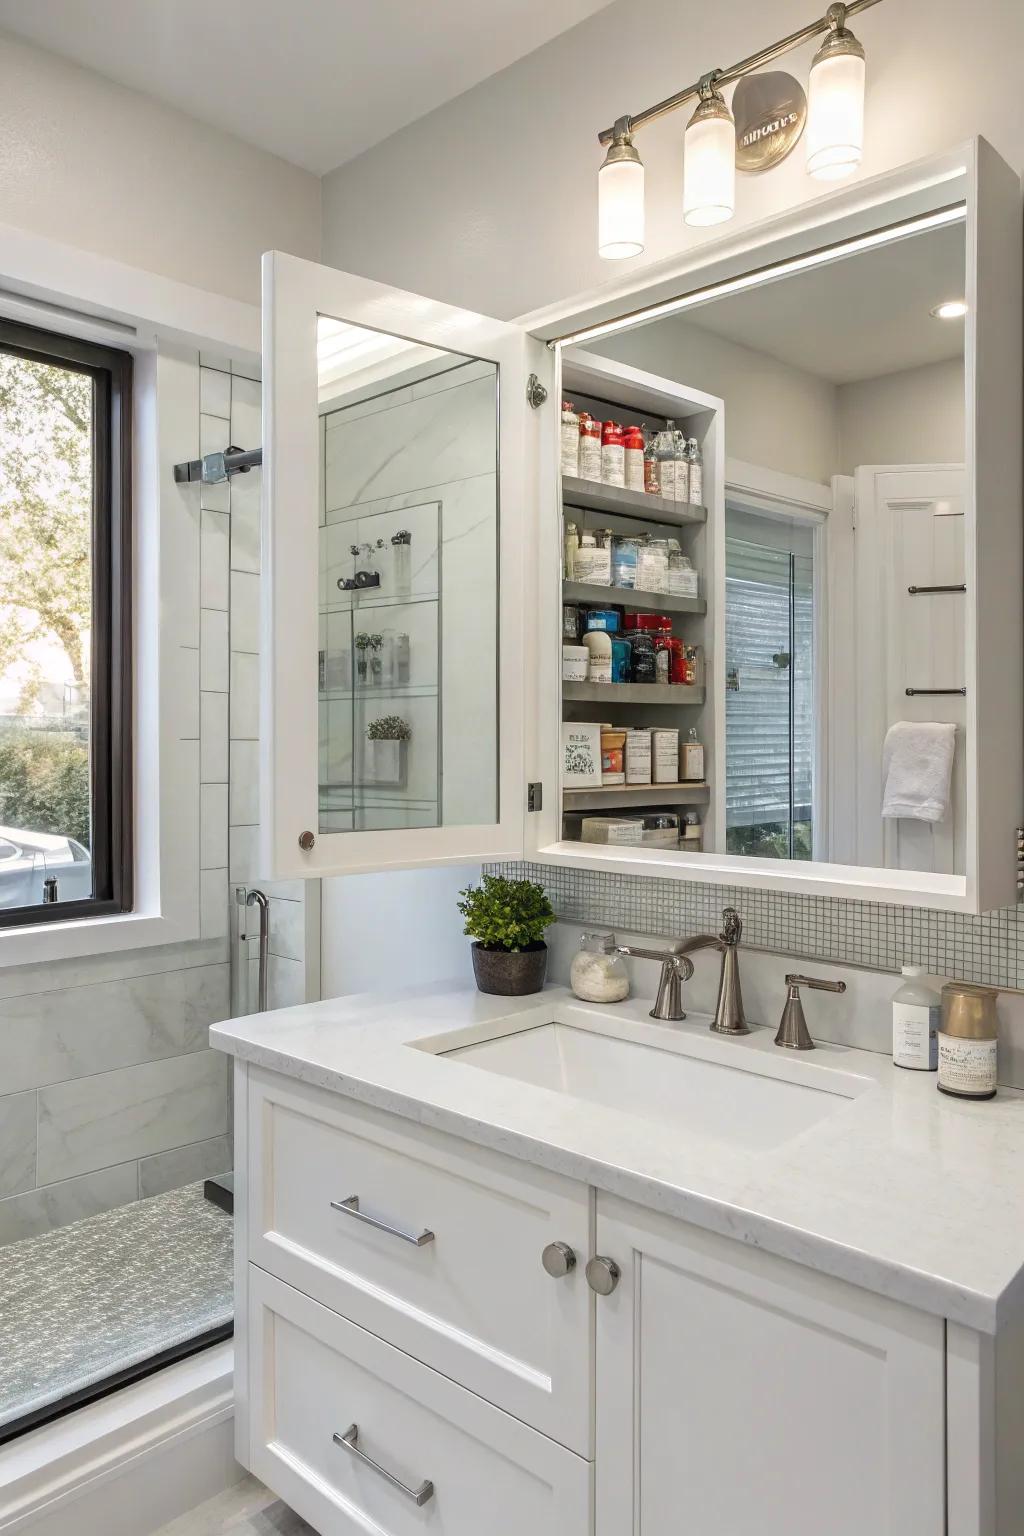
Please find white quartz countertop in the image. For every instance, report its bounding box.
[211,981,1024,1334]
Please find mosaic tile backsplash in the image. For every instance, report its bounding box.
[485,863,1024,991]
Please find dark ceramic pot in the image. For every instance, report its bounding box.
[471,942,548,996]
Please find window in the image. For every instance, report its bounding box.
[0,320,132,926]
[724,507,814,861]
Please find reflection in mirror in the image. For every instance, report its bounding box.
[566,209,966,876]
[316,316,498,836]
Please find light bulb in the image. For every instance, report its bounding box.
[806,11,866,181]
[598,125,645,260]
[683,84,735,227]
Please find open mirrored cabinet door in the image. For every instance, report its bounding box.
[261,253,545,879]
[524,139,1022,913]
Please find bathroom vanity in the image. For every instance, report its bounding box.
[213,984,1024,1535]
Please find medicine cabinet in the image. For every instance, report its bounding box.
[260,139,1021,913]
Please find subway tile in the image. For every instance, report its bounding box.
[200,783,229,870]
[0,1092,36,1198]
[37,1050,229,1186]
[230,570,260,654]
[229,372,261,444]
[200,367,231,419]
[229,652,259,740]
[138,1134,232,1199]
[230,470,261,574]
[229,825,258,885]
[230,355,261,384]
[268,955,306,1011]
[200,414,230,513]
[175,646,200,740]
[201,868,229,941]
[269,898,304,964]
[200,508,230,611]
[0,1163,139,1245]
[200,690,229,782]
[200,607,229,693]
[0,965,229,1095]
[230,739,259,827]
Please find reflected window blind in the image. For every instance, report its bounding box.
[725,538,813,829]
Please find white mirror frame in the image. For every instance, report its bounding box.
[520,140,1022,913]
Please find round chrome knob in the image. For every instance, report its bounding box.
[585,1255,621,1296]
[541,1242,577,1279]
[298,830,315,851]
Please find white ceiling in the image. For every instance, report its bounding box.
[0,0,613,174]
[680,221,967,385]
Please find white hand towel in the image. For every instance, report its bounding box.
[881,721,956,823]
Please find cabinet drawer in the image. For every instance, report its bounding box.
[249,1267,591,1536]
[248,1069,591,1453]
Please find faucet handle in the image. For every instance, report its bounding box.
[775,975,846,1051]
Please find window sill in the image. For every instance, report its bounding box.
[0,907,201,969]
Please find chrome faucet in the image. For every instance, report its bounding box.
[616,908,747,1033]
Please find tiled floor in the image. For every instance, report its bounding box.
[0,1181,233,1435]
[155,1476,315,1535]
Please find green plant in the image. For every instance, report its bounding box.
[0,727,90,847]
[457,874,555,952]
[366,715,411,741]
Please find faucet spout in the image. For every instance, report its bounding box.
[710,907,749,1036]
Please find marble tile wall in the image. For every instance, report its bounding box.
[0,355,310,1245]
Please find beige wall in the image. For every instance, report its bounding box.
[836,358,964,476]
[590,316,839,485]
[321,0,1024,321]
[0,31,320,303]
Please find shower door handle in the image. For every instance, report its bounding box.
[245,888,270,1013]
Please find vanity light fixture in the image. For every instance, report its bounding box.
[595,0,883,258]
[598,118,645,259]
[806,4,867,180]
[683,76,736,227]
[930,299,968,320]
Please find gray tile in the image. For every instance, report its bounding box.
[200,783,229,870]
[229,826,258,885]
[267,955,305,1011]
[201,607,230,692]
[201,869,229,941]
[0,1092,36,1198]
[229,652,259,740]
[200,367,231,420]
[0,965,230,1095]
[230,471,260,574]
[37,1051,229,1186]
[201,508,231,611]
[138,1135,232,1198]
[0,1163,138,1245]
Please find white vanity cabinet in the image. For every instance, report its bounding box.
[231,1063,1023,1536]
[592,1194,945,1536]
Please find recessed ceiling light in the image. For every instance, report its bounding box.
[930,299,968,320]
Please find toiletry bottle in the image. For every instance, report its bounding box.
[686,437,703,504]
[579,413,602,481]
[601,421,625,487]
[623,425,646,492]
[892,965,940,1070]
[561,401,580,477]
[671,428,690,503]
[938,982,998,1099]
[564,520,579,580]
[680,727,704,780]
[657,423,678,500]
[643,430,661,496]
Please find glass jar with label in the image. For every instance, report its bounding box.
[938,983,998,1099]
[611,534,640,589]
[570,932,630,1004]
[654,424,679,500]
[686,437,703,504]
[671,429,690,503]
[574,530,611,586]
[643,431,661,496]
[629,629,657,684]
[623,425,645,492]
[635,537,668,593]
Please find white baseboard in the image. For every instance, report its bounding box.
[0,1343,243,1535]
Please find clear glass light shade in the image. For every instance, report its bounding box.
[683,104,736,227]
[806,46,866,180]
[598,156,645,259]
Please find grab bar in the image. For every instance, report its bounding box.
[905,687,966,696]
[246,889,270,1012]
[907,584,966,595]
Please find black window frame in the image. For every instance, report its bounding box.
[0,319,133,928]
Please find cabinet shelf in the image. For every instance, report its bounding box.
[562,475,706,527]
[563,580,706,617]
[563,682,705,706]
[563,781,709,811]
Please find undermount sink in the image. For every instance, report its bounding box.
[421,1014,870,1153]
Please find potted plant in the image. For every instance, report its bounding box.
[457,874,555,996]
[365,714,410,786]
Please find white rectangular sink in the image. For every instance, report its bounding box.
[425,1016,868,1153]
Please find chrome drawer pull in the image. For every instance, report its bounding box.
[330,1195,435,1247]
[334,1423,435,1506]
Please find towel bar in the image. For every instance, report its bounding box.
[907,584,967,595]
[905,687,966,696]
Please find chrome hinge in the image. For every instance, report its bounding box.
[526,374,548,409]
[528,782,543,812]
[1016,826,1024,899]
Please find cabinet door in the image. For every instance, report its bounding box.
[594,1194,945,1536]
[261,251,550,879]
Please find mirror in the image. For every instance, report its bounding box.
[564,208,967,877]
[316,317,498,835]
